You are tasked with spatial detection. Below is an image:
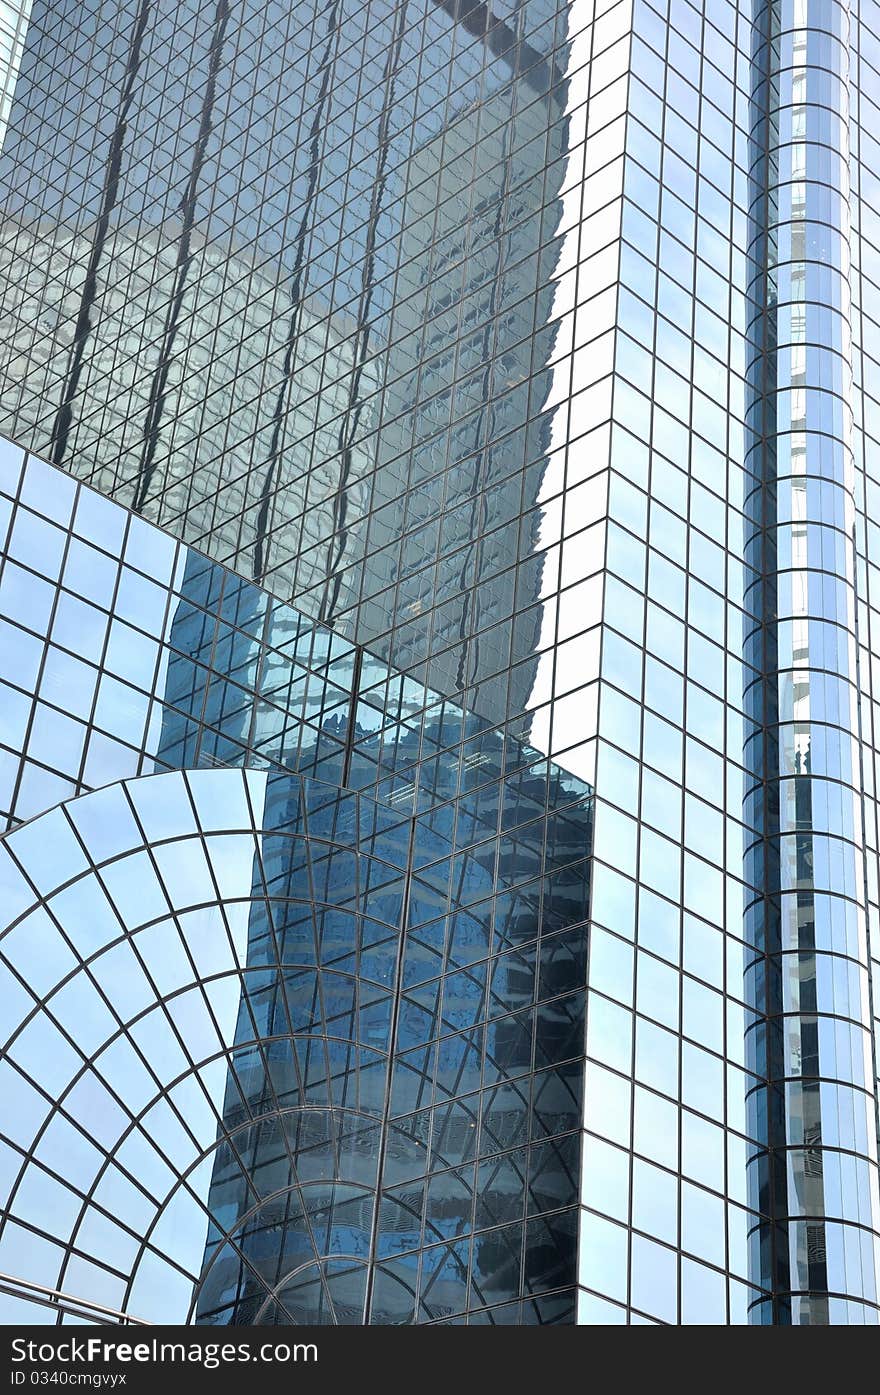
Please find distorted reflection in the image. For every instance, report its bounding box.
[0,764,591,1324]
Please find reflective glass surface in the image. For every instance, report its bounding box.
[741,0,880,1322]
[1,0,880,1330]
[848,0,880,1332]
[0,442,358,827]
[0,768,590,1324]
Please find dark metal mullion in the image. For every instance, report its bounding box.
[319,0,412,625]
[48,0,155,469]
[252,0,342,583]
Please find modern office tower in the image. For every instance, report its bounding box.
[0,0,879,1329]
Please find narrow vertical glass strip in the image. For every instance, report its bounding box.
[744,0,880,1325]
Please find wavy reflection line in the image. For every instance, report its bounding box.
[48,0,153,470]
[132,0,231,514]
[252,0,341,585]
[319,0,411,625]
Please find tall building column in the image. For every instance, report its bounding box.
[744,0,880,1323]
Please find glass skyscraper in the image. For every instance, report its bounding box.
[0,0,878,1326]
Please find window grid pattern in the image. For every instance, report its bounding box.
[0,0,590,716]
[1,0,880,1331]
[0,767,591,1325]
[0,0,30,151]
[574,0,770,1327]
[850,0,880,1307]
[742,0,880,1323]
[0,438,357,829]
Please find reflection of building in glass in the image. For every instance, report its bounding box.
[0,1,576,724]
[0,440,591,1324]
[3,0,880,1330]
[313,74,571,712]
[192,767,589,1325]
[0,756,590,1324]
[0,442,357,829]
[0,222,374,613]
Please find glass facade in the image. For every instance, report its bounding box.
[0,767,589,1324]
[0,436,359,827]
[0,436,592,1324]
[0,0,30,150]
[743,0,880,1321]
[0,0,879,1327]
